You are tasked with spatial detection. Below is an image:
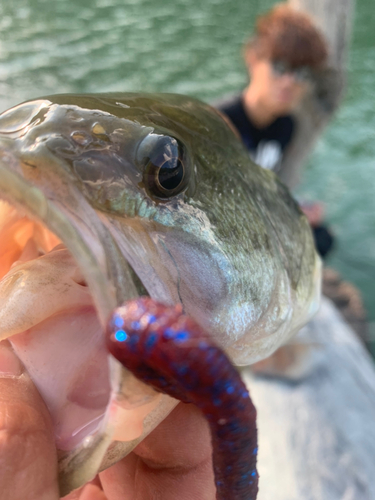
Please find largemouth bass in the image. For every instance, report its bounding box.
[0,93,321,495]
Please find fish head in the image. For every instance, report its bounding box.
[0,93,321,493]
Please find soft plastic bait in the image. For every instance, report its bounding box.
[107,297,259,500]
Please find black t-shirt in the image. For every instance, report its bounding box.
[216,94,294,172]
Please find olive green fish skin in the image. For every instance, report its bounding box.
[0,93,319,364]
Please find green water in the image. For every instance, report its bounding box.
[0,0,374,348]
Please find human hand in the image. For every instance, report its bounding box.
[64,402,215,500]
[0,340,59,500]
[0,340,216,500]
[300,201,324,227]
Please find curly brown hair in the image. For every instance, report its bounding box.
[245,3,328,69]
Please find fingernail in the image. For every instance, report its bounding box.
[0,340,23,377]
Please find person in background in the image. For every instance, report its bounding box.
[216,2,334,258]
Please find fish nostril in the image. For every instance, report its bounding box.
[71,131,93,147]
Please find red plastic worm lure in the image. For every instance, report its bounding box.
[106,297,259,500]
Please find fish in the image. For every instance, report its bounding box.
[0,93,321,496]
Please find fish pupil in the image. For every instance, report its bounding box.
[157,160,184,190]
[143,135,186,198]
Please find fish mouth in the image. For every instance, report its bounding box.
[0,153,178,494]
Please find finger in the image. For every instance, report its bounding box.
[0,341,59,500]
[79,484,108,500]
[100,403,216,500]
[62,477,106,500]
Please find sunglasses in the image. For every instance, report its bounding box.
[270,60,313,83]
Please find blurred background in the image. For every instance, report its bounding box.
[0,0,374,354]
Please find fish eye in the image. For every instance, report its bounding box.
[137,134,187,199]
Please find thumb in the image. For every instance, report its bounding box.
[0,340,59,500]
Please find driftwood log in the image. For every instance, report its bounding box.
[244,297,375,500]
[279,0,355,188]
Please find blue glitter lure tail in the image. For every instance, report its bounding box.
[106,297,259,500]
